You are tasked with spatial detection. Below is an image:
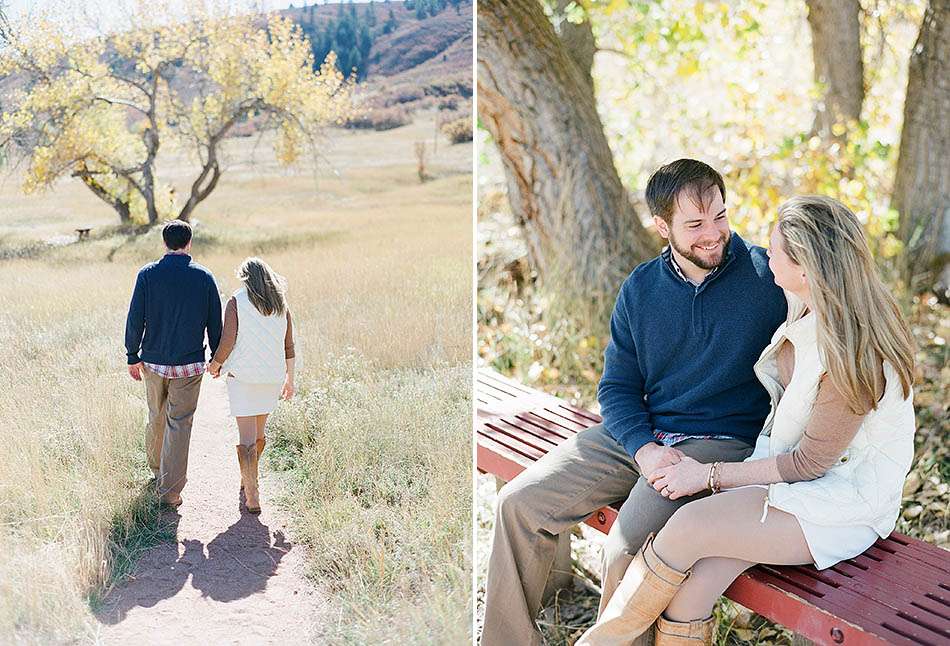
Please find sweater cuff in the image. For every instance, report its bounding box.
[127,354,141,365]
[619,429,657,460]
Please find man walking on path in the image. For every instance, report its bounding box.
[480,159,789,646]
[125,220,222,508]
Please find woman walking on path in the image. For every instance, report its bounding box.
[577,196,917,646]
[208,257,296,514]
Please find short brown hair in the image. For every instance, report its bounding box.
[645,159,726,224]
[162,220,192,250]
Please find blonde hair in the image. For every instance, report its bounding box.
[776,196,915,414]
[236,257,287,317]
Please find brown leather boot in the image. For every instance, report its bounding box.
[241,437,266,492]
[654,615,715,645]
[235,444,261,514]
[576,534,690,645]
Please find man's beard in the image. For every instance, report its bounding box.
[669,231,730,271]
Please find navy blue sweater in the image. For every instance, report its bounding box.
[125,254,223,366]
[598,232,788,458]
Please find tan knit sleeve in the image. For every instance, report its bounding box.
[284,309,295,359]
[775,373,868,482]
[212,297,238,364]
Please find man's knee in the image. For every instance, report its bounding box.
[602,518,653,569]
[495,478,539,529]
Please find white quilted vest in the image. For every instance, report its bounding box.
[747,295,916,537]
[221,287,287,384]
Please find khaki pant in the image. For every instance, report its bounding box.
[144,368,203,500]
[480,424,753,646]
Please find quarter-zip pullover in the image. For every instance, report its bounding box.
[598,232,788,458]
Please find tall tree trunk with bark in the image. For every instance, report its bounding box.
[478,0,658,300]
[805,0,865,136]
[892,0,950,298]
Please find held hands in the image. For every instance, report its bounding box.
[280,377,295,400]
[648,456,709,500]
[128,362,144,381]
[208,360,222,378]
[634,442,685,479]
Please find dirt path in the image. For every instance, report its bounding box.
[95,375,324,645]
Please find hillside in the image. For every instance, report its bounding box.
[279,0,472,103]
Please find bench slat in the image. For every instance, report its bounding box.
[725,570,895,645]
[478,426,546,462]
[476,432,535,483]
[486,419,564,452]
[476,369,950,646]
[730,567,945,645]
[514,410,581,438]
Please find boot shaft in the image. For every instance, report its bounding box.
[236,444,261,513]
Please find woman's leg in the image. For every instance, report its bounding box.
[663,557,753,622]
[650,487,812,623]
[255,414,268,442]
[236,415,257,446]
[653,487,812,572]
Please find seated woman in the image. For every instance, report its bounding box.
[577,195,917,646]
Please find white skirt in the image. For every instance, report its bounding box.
[738,483,879,570]
[741,436,880,570]
[225,376,282,417]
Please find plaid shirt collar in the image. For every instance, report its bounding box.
[664,236,733,286]
[666,250,720,286]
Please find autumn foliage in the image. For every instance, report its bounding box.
[0,4,355,224]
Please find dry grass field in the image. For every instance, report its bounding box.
[0,111,472,644]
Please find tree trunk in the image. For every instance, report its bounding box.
[75,168,132,224]
[805,0,864,136]
[555,0,595,94]
[478,0,658,299]
[892,0,950,298]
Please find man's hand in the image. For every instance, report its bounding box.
[128,362,144,381]
[208,360,222,378]
[635,442,685,479]
[648,456,709,500]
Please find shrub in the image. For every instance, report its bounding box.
[440,116,472,144]
[437,95,461,111]
[346,106,412,131]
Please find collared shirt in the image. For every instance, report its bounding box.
[653,429,737,447]
[667,248,723,286]
[144,361,206,379]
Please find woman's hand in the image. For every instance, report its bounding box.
[648,456,710,500]
[208,360,222,378]
[281,377,295,400]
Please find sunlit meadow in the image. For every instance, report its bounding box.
[0,113,472,644]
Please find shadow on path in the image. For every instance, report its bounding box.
[192,509,291,603]
[95,506,290,624]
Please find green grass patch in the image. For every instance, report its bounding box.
[267,350,472,644]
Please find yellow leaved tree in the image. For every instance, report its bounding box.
[0,3,354,224]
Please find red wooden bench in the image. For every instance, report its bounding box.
[477,369,950,645]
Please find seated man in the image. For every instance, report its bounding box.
[480,159,788,646]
